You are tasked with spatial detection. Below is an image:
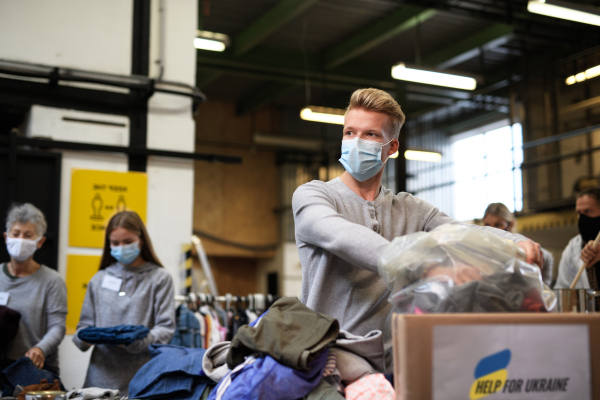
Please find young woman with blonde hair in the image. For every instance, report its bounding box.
[73,211,175,395]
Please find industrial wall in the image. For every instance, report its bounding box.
[0,0,197,387]
[193,99,279,295]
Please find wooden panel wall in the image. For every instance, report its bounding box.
[193,257,258,296]
[194,100,280,258]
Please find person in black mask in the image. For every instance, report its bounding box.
[483,202,554,286]
[555,187,600,289]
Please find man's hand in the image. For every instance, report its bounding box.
[25,347,45,369]
[517,241,544,268]
[581,241,600,265]
[426,265,483,285]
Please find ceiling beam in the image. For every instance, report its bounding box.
[236,82,300,115]
[230,0,319,56]
[196,63,389,92]
[324,6,437,70]
[422,23,513,69]
[196,49,477,102]
[197,50,397,90]
[400,0,600,47]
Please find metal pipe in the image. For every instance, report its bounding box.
[0,59,206,103]
[0,134,241,164]
[522,123,600,149]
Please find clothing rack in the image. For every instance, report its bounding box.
[171,292,280,348]
[175,292,278,312]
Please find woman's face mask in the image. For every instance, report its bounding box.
[339,137,394,182]
[6,237,42,262]
[111,241,141,265]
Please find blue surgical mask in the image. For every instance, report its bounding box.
[339,137,393,182]
[111,241,141,265]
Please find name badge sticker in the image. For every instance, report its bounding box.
[101,275,123,292]
[0,292,9,306]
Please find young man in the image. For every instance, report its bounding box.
[555,187,600,289]
[292,88,543,372]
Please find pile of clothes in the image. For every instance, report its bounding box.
[0,357,64,399]
[129,297,395,400]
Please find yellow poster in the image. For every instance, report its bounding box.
[65,254,101,334]
[69,169,147,248]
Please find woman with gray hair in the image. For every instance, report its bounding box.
[0,203,67,375]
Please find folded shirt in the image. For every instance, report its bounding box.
[226,297,339,371]
[77,325,149,345]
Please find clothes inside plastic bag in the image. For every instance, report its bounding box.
[377,224,556,313]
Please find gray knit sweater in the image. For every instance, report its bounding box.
[0,263,67,374]
[292,178,528,371]
[72,262,175,395]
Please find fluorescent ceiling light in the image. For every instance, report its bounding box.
[404,150,443,162]
[300,106,345,125]
[194,38,226,52]
[389,150,442,161]
[527,0,600,26]
[566,64,600,85]
[194,30,230,52]
[391,63,477,91]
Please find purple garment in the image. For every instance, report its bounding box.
[208,349,329,400]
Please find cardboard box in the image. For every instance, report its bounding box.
[392,313,600,400]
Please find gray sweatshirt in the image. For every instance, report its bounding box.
[292,178,528,371]
[0,263,67,375]
[72,262,175,395]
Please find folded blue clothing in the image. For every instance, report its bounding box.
[0,357,64,396]
[129,344,213,400]
[78,325,150,345]
[208,349,329,400]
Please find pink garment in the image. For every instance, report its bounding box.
[345,373,395,400]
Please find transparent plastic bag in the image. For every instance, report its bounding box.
[378,224,556,313]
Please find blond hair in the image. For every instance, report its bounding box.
[345,88,406,140]
[484,203,515,223]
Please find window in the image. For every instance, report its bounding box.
[452,124,523,221]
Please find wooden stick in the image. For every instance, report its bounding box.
[570,229,600,289]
